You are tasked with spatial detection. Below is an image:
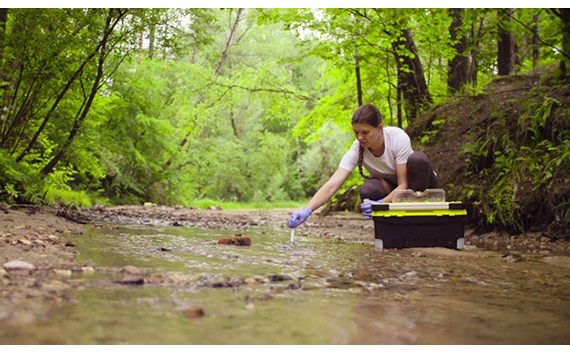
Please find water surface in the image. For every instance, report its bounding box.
[1,224,569,344]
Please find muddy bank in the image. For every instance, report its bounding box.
[0,207,85,324]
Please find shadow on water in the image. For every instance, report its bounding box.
[1,224,570,344]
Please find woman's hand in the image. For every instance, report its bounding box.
[360,199,384,219]
[288,207,313,228]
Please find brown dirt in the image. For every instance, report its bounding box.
[2,204,570,326]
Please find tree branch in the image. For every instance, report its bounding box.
[502,9,570,60]
[211,81,315,101]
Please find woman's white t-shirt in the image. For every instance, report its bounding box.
[338,127,413,184]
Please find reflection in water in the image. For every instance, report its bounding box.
[1,224,569,344]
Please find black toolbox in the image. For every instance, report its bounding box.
[371,201,467,250]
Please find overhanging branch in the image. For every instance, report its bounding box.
[211,82,315,101]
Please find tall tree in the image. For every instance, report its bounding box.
[391,27,432,121]
[551,8,570,76]
[498,8,516,75]
[448,8,470,92]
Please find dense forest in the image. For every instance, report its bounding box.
[0,8,568,237]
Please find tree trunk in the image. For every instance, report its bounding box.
[214,8,244,76]
[0,8,8,83]
[554,9,570,76]
[531,13,540,70]
[137,30,143,65]
[448,8,470,93]
[386,52,394,126]
[40,10,125,175]
[40,43,107,176]
[295,136,302,176]
[498,8,516,76]
[396,78,403,128]
[354,49,363,106]
[391,28,431,121]
[15,10,124,162]
[148,23,156,60]
[230,106,239,138]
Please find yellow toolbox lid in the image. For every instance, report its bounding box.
[371,202,467,217]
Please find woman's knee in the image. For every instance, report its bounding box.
[407,151,437,191]
[407,152,429,171]
[360,178,390,200]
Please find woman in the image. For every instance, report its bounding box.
[288,104,438,228]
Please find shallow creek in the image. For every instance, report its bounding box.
[2,224,570,344]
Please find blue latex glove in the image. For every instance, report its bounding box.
[360,199,384,219]
[289,207,313,228]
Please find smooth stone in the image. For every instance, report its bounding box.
[52,269,72,277]
[123,265,143,275]
[3,260,35,271]
[81,266,95,274]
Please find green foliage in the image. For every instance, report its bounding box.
[1,7,569,231]
[45,187,92,210]
[457,89,570,235]
[0,150,43,204]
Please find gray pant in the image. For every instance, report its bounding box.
[359,151,438,201]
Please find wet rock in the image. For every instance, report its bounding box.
[17,239,32,246]
[211,282,232,288]
[183,306,205,318]
[52,269,72,277]
[43,280,68,292]
[64,241,76,247]
[244,294,273,302]
[146,276,165,285]
[217,237,251,246]
[212,275,230,283]
[97,267,121,273]
[286,283,302,290]
[114,277,145,286]
[244,277,260,285]
[81,267,95,274]
[123,265,143,275]
[3,260,35,272]
[268,274,292,282]
[167,273,201,283]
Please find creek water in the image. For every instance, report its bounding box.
[2,224,570,344]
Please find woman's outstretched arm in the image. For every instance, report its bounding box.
[307,168,352,211]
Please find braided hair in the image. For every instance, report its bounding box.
[352,104,384,180]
